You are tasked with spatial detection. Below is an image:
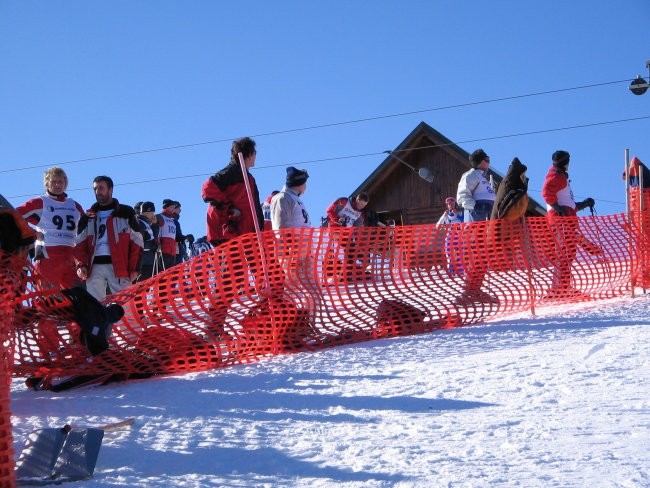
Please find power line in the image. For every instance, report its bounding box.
[9,114,645,205]
[259,114,649,167]
[403,115,650,154]
[0,78,633,175]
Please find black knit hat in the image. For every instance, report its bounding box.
[552,150,570,167]
[140,201,155,213]
[162,199,176,209]
[469,149,489,168]
[286,166,309,187]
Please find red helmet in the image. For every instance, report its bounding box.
[445,197,456,205]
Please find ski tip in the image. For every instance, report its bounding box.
[98,417,136,432]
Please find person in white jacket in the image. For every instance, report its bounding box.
[456,149,496,222]
[270,167,310,230]
[437,196,464,276]
[436,196,464,225]
[454,149,498,304]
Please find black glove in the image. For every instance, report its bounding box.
[551,204,566,216]
[576,198,595,211]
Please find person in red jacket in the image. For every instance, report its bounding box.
[201,137,264,247]
[16,167,84,289]
[325,193,369,228]
[541,150,596,294]
[75,176,143,301]
[200,138,271,327]
[325,193,371,282]
[156,199,179,270]
[262,190,280,231]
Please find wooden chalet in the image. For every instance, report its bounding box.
[351,122,547,225]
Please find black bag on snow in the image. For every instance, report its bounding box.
[61,287,124,355]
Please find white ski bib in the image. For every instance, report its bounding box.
[39,195,80,247]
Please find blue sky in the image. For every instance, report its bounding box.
[1,1,649,238]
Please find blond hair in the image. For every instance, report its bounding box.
[43,167,68,191]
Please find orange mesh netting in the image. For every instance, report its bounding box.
[1,252,24,487]
[630,187,650,288]
[6,211,650,385]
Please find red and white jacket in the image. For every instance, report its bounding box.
[156,209,178,257]
[16,192,84,252]
[542,167,576,218]
[75,199,143,279]
[201,162,264,243]
[326,197,365,227]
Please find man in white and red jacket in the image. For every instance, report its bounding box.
[156,199,179,270]
[325,193,369,227]
[542,150,594,219]
[324,192,370,281]
[201,137,264,247]
[17,167,85,289]
[75,176,143,301]
[262,191,280,231]
[542,150,596,292]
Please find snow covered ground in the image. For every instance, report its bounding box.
[10,294,650,487]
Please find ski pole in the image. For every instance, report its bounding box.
[237,152,271,298]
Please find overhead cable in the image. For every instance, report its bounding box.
[1,79,633,175]
[8,114,646,205]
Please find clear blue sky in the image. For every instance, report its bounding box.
[2,1,649,238]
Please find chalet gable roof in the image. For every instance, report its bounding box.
[350,121,546,221]
[352,121,503,195]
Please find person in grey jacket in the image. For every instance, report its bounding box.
[270,167,311,230]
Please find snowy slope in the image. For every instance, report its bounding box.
[10,295,650,487]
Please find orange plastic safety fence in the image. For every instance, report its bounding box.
[1,252,23,487]
[7,211,649,386]
[629,187,650,288]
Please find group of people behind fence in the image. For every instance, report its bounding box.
[201,136,377,286]
[435,148,603,303]
[132,199,209,282]
[14,136,648,306]
[14,136,373,304]
[15,169,211,302]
